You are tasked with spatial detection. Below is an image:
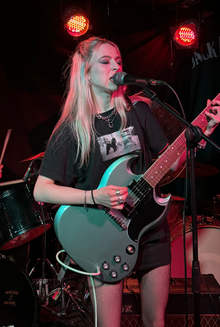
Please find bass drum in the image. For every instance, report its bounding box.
[0,260,40,327]
[170,215,220,285]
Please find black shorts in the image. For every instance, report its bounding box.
[134,235,171,274]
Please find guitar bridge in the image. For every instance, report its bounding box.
[105,208,127,231]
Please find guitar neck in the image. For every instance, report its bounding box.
[143,93,220,188]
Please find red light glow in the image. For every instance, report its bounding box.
[66,15,89,37]
[174,26,196,47]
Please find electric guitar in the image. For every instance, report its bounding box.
[54,94,220,283]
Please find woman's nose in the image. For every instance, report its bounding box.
[111,61,120,71]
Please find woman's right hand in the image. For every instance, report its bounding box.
[34,175,129,210]
[92,185,128,210]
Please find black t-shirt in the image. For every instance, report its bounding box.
[40,101,167,186]
[40,101,170,241]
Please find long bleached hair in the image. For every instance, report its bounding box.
[52,36,129,167]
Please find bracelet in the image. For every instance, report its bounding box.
[91,190,96,205]
[84,191,87,209]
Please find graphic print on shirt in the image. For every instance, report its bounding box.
[97,126,141,161]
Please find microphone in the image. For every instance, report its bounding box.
[23,161,33,182]
[112,72,166,87]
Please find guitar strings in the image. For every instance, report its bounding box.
[121,107,209,215]
[123,137,185,211]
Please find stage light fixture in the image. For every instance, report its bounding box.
[170,21,199,49]
[63,6,89,37]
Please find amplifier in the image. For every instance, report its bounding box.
[122,274,220,315]
[121,314,220,327]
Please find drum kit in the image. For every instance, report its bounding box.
[1,132,220,326]
[0,152,91,327]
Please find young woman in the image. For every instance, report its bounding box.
[34,36,220,327]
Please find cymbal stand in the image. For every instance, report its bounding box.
[45,276,89,320]
[31,239,92,324]
[25,166,59,306]
[29,234,58,305]
[39,255,93,326]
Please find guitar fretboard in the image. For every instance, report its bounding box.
[143,94,220,188]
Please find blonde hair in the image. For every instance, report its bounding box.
[52,36,129,167]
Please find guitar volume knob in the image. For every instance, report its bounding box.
[122,263,129,271]
[114,255,121,263]
[126,245,135,255]
[102,261,110,270]
[110,270,118,278]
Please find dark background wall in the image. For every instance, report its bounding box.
[0,0,220,217]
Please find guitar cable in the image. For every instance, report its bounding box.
[56,249,101,327]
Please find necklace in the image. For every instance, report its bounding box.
[95,107,118,128]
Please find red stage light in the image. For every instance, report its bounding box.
[170,22,199,49]
[174,26,196,47]
[63,6,89,37]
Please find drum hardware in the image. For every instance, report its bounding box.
[42,278,89,319]
[35,278,50,306]
[29,257,58,279]
[32,276,93,325]
[197,195,220,219]
[7,224,13,238]
[32,252,92,323]
[213,195,220,220]
[28,233,89,320]
[29,229,59,307]
[29,255,59,303]
[35,210,44,224]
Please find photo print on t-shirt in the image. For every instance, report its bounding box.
[97,126,141,161]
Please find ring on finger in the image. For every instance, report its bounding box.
[116,190,120,196]
[118,196,124,204]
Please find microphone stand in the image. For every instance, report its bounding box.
[142,86,220,327]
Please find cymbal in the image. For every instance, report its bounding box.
[177,162,219,178]
[20,152,45,162]
[152,147,186,186]
[157,163,186,187]
[155,161,219,187]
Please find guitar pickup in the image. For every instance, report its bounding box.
[128,178,150,199]
[121,205,137,220]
